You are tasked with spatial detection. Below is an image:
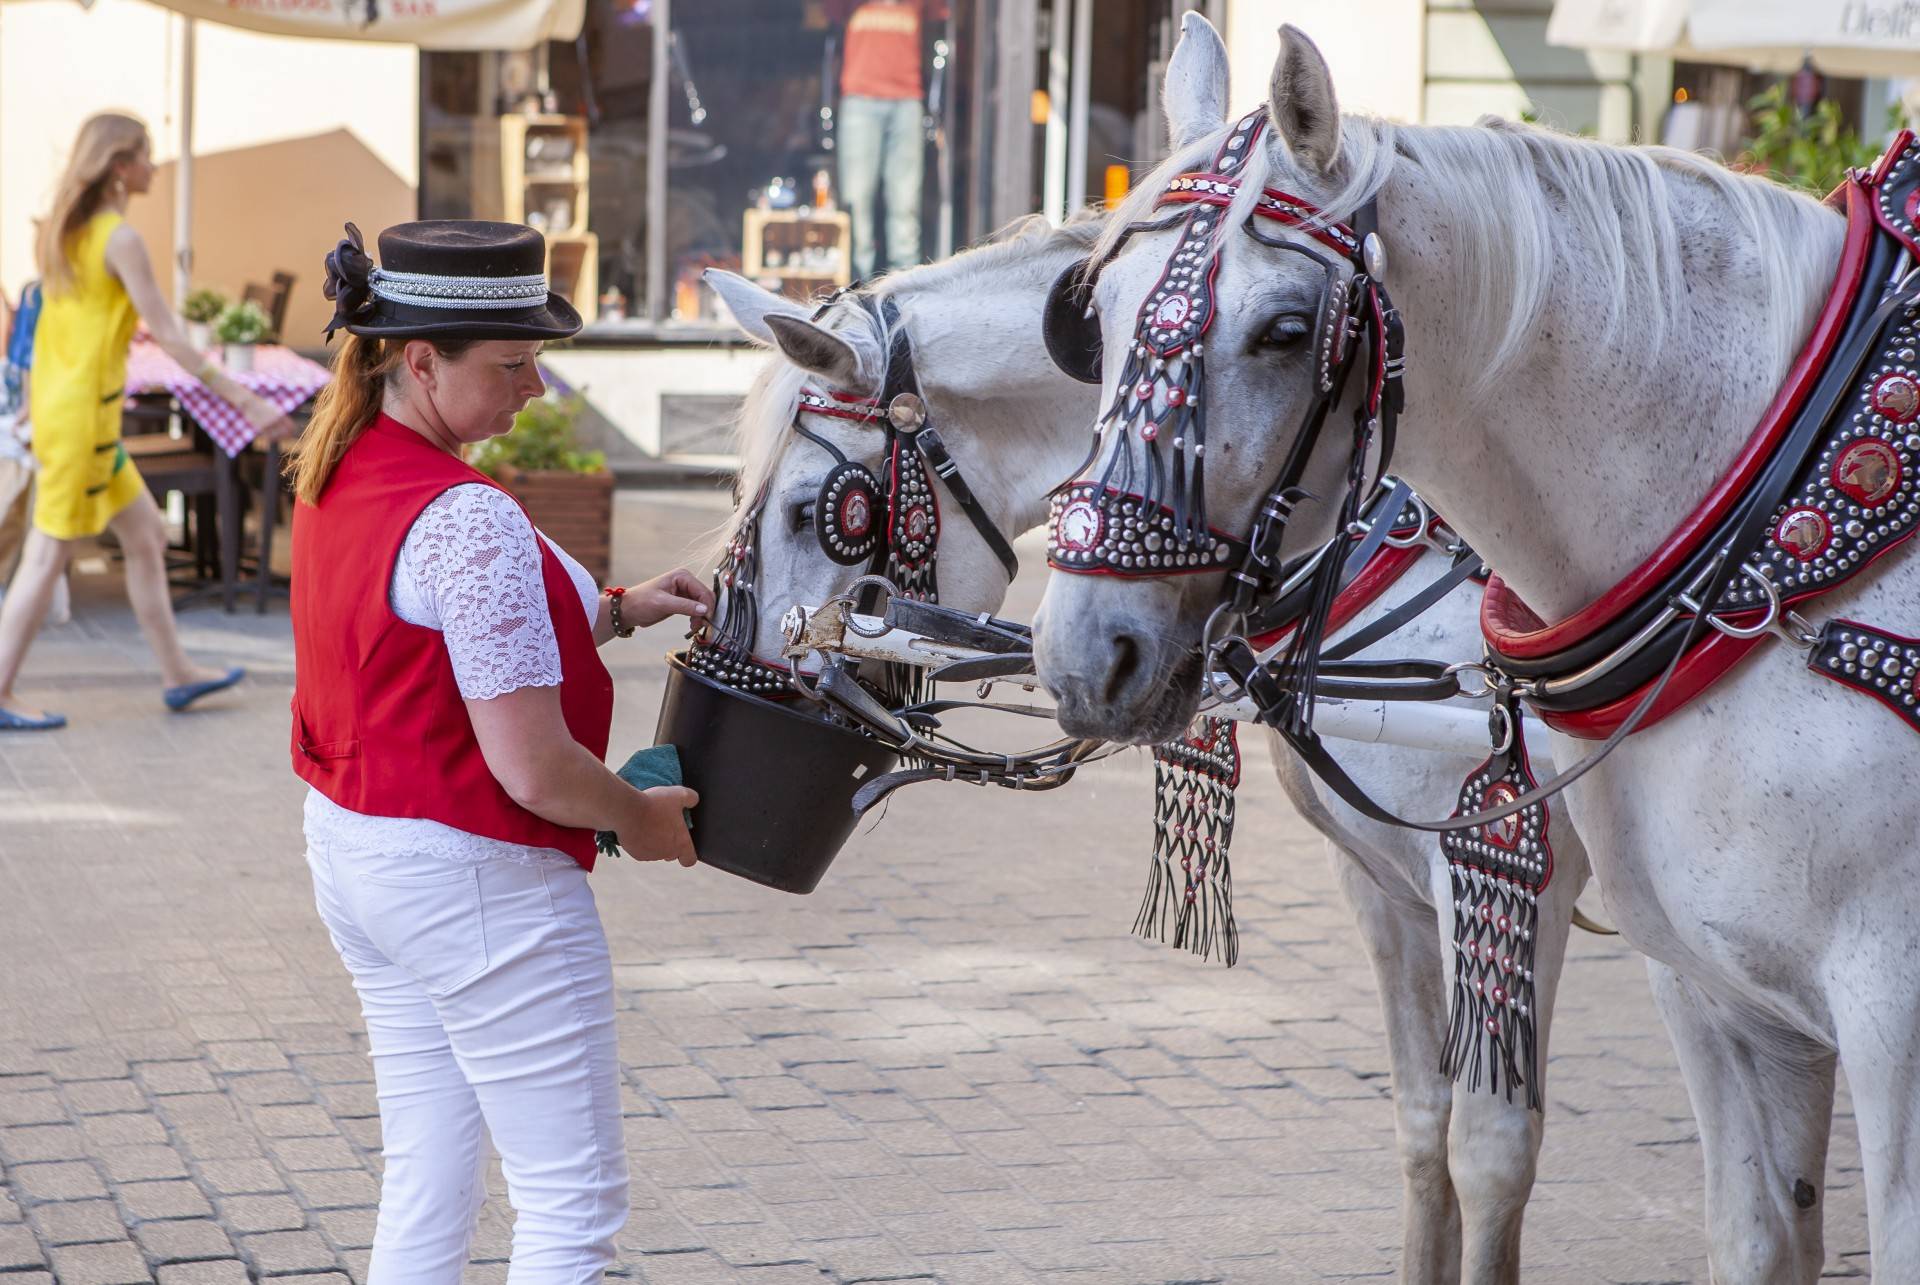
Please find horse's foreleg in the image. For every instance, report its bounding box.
[1327,844,1462,1285]
[1646,961,1832,1284]
[1833,980,1920,1276]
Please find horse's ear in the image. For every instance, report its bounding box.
[704,269,808,346]
[764,313,865,387]
[1163,11,1229,152]
[1269,24,1341,177]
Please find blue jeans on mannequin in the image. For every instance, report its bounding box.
[838,95,924,279]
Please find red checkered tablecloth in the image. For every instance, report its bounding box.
[124,340,330,458]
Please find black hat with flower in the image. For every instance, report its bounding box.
[322,220,582,342]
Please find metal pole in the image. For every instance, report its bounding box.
[174,15,195,305]
[645,0,670,323]
[1064,0,1091,214]
[1041,0,1070,224]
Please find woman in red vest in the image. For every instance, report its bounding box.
[289,220,708,1283]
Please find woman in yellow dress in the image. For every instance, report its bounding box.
[0,112,294,730]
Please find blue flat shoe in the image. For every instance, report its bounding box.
[164,666,245,712]
[0,707,67,731]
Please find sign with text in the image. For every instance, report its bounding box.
[1549,0,1920,77]
[145,0,584,50]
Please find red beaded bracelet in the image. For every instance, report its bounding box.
[605,585,636,638]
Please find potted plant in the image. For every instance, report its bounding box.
[182,288,226,350]
[213,300,272,372]
[468,392,615,583]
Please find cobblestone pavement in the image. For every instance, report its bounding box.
[0,490,1869,1284]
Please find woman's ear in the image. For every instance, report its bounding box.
[402,339,440,393]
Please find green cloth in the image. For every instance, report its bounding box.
[596,745,687,859]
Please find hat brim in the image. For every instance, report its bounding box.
[344,291,583,341]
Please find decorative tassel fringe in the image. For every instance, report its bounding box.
[1437,714,1553,1111]
[1094,346,1211,540]
[1137,716,1241,965]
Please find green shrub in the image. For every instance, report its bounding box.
[212,300,272,345]
[468,392,606,477]
[1739,83,1894,194]
[183,288,227,324]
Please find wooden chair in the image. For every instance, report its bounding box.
[121,396,222,585]
[240,272,296,343]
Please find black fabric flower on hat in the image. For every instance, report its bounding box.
[322,222,376,340]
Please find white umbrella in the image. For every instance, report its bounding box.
[1548,0,1920,79]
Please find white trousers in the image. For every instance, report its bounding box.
[305,836,629,1284]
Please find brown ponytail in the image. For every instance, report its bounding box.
[287,334,480,504]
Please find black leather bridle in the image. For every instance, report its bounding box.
[1042,105,1410,743]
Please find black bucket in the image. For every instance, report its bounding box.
[653,651,901,894]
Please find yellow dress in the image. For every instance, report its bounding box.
[29,211,145,540]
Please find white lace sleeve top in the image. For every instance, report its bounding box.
[303,483,604,868]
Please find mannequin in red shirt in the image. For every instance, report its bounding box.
[826,0,948,278]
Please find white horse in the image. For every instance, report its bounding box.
[1034,16,1904,1281]
[707,208,1591,1283]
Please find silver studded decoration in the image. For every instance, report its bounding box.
[1438,710,1553,1111]
[1715,311,1920,615]
[1050,105,1361,578]
[1808,621,1920,729]
[1136,716,1242,965]
[686,482,801,699]
[1046,483,1240,573]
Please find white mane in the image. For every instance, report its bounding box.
[1094,111,1836,397]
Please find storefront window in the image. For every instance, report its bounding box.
[421,0,971,334]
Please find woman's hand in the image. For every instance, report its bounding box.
[620,568,715,628]
[616,785,701,865]
[240,395,298,443]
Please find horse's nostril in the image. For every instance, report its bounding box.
[1104,634,1142,705]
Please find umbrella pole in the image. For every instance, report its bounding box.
[174,15,194,305]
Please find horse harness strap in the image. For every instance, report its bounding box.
[1481,133,1920,739]
[1211,129,1920,843]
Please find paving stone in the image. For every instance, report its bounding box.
[195,1159,287,1196]
[1,1124,89,1164]
[29,1199,126,1246]
[46,1240,153,1285]
[0,1220,48,1268]
[100,1146,191,1183]
[80,1115,168,1149]
[0,1093,69,1127]
[133,1219,237,1263]
[156,1263,251,1285]
[267,1137,361,1172]
[285,1168,378,1211]
[219,1194,307,1233]
[62,1082,147,1116]
[11,1160,109,1201]
[240,1229,338,1274]
[117,1180,213,1221]
[133,1065,217,1097]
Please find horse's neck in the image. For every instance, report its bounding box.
[1384,165,1847,622]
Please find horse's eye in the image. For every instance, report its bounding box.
[1260,314,1313,350]
[789,500,815,532]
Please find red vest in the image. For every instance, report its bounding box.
[290,414,613,869]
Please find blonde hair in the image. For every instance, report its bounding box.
[287,333,477,505]
[37,112,149,295]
